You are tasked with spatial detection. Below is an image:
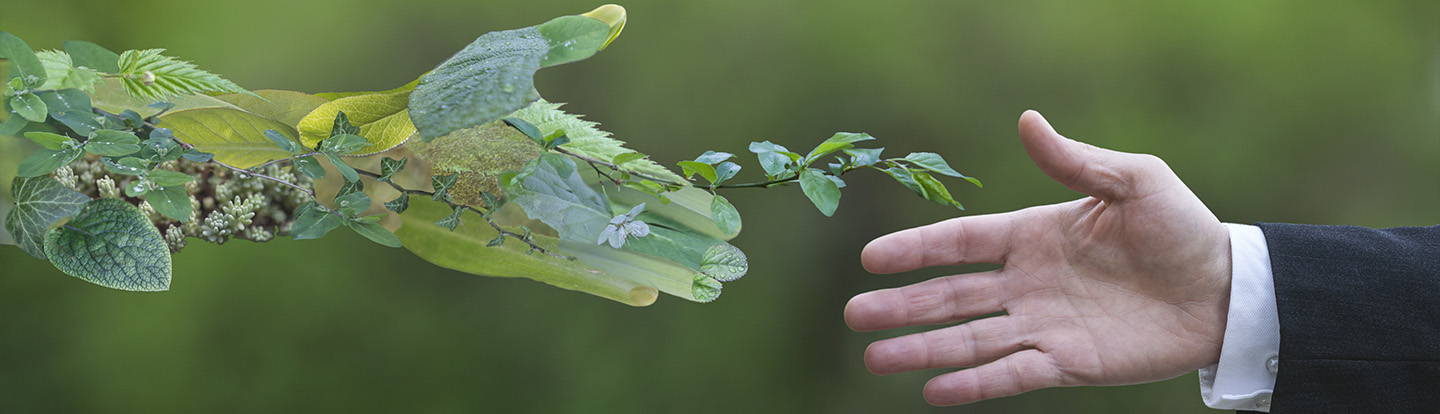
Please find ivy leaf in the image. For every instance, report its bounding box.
[22,131,78,150]
[694,151,734,165]
[844,147,884,168]
[6,176,91,259]
[677,161,718,184]
[805,132,875,164]
[264,129,300,153]
[158,107,300,168]
[486,233,506,247]
[63,40,122,73]
[431,173,459,202]
[346,217,403,248]
[84,130,142,156]
[749,141,801,178]
[116,48,251,102]
[700,243,748,282]
[144,184,192,221]
[709,195,741,235]
[378,157,407,182]
[904,152,981,187]
[435,206,465,231]
[296,85,416,155]
[11,94,47,122]
[0,32,46,86]
[290,203,342,240]
[43,198,171,292]
[797,168,841,217]
[384,193,409,214]
[409,10,615,140]
[16,147,84,178]
[691,274,722,303]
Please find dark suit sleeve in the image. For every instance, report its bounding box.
[1256,223,1440,413]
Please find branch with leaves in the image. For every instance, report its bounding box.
[0,4,978,306]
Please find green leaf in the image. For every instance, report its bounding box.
[89,78,240,119]
[215,89,329,128]
[541,153,576,179]
[385,193,409,214]
[904,152,980,187]
[320,133,369,154]
[435,206,465,231]
[43,198,171,292]
[102,157,149,176]
[36,50,103,93]
[431,173,459,202]
[504,117,546,146]
[409,10,616,140]
[346,218,402,248]
[158,107,300,168]
[296,85,417,155]
[798,168,841,216]
[749,141,801,178]
[22,131,77,150]
[17,147,84,177]
[326,153,359,183]
[691,274,722,303]
[608,184,740,241]
[116,49,251,102]
[1,101,28,136]
[6,176,91,259]
[713,162,741,185]
[147,170,194,187]
[290,203,342,240]
[264,129,300,153]
[694,151,734,165]
[677,161,717,184]
[294,155,324,179]
[509,100,686,183]
[123,178,149,198]
[84,130,142,156]
[181,149,214,163]
[334,189,372,217]
[580,4,627,51]
[912,171,964,210]
[611,152,644,166]
[700,243,748,282]
[805,132,875,164]
[844,147,884,168]
[35,88,102,135]
[0,32,45,86]
[144,185,192,221]
[882,166,926,197]
[379,157,407,182]
[710,195,741,235]
[503,158,611,243]
[63,40,121,73]
[11,94,46,122]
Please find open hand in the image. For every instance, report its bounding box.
[846,111,1233,405]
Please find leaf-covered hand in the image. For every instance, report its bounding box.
[845,111,1232,405]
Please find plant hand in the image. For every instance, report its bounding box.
[846,110,1232,405]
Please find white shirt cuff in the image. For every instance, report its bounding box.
[1199,223,1280,412]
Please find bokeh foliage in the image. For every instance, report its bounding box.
[1,0,1436,412]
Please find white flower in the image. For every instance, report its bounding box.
[597,203,650,248]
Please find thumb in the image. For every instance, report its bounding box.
[1018,110,1154,201]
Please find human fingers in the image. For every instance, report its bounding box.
[863,315,1024,375]
[844,271,1007,332]
[860,212,1019,274]
[923,349,1066,406]
[1018,110,1159,201]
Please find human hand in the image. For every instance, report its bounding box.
[845,111,1233,406]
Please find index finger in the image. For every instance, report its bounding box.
[861,212,1018,274]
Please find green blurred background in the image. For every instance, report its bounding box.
[1,0,1436,412]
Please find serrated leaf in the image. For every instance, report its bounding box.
[84,129,141,156]
[36,50,103,93]
[290,203,341,240]
[409,12,614,140]
[691,274,722,303]
[710,195,741,235]
[798,168,841,217]
[63,40,121,73]
[43,198,171,292]
[6,176,91,259]
[11,94,46,122]
[296,84,416,155]
[700,243,748,282]
[384,193,409,213]
[509,100,686,183]
[23,131,77,150]
[116,49,250,102]
[89,78,240,119]
[144,185,192,221]
[215,89,329,128]
[158,107,300,168]
[0,32,46,86]
[805,132,875,164]
[17,147,84,178]
[347,218,402,248]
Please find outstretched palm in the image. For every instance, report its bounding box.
[846,111,1232,406]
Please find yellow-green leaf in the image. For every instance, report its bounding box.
[297,85,417,156]
[158,107,298,168]
[215,89,328,128]
[90,78,238,118]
